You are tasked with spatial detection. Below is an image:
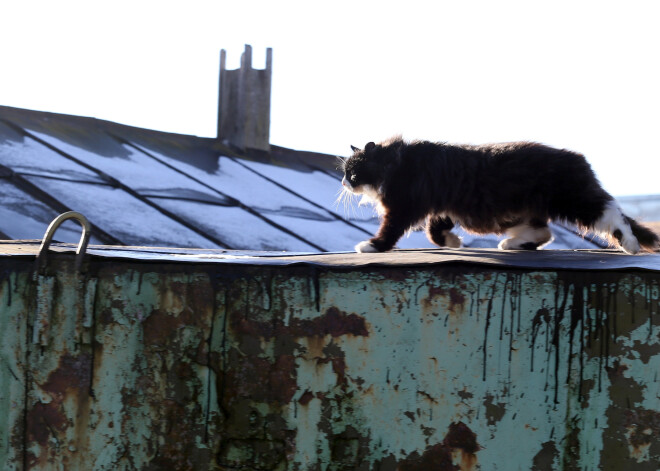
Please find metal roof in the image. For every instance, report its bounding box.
[0,105,647,253]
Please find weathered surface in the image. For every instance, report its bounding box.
[0,268,27,470]
[218,45,272,152]
[0,249,659,470]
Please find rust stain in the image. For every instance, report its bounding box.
[141,307,189,346]
[26,401,68,447]
[423,283,467,313]
[231,306,369,339]
[298,307,369,338]
[427,285,446,301]
[317,356,348,387]
[320,340,349,387]
[624,409,660,459]
[41,353,92,396]
[422,285,445,313]
[26,352,93,468]
[150,399,213,470]
[601,356,654,468]
[298,390,314,406]
[218,438,286,470]
[141,277,213,348]
[328,426,364,467]
[397,422,480,471]
[443,422,480,454]
[304,335,326,359]
[379,268,415,283]
[417,390,438,405]
[219,350,298,405]
[448,287,466,312]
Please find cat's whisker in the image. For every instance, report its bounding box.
[333,187,344,210]
[335,156,347,172]
[335,186,348,206]
[336,186,360,220]
[343,190,354,219]
[335,187,351,218]
[347,193,357,219]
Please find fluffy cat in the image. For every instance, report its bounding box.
[340,137,658,254]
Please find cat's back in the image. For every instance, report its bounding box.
[405,141,547,169]
[458,141,584,161]
[397,139,592,186]
[452,141,590,176]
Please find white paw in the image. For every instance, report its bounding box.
[498,238,535,250]
[621,237,641,255]
[355,240,379,253]
[498,238,516,250]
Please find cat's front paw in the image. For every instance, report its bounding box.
[498,238,516,250]
[355,240,379,253]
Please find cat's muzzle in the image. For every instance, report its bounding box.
[341,177,353,191]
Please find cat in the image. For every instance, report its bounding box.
[340,136,659,254]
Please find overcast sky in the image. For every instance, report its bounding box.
[1,1,658,196]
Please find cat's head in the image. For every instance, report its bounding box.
[341,140,399,198]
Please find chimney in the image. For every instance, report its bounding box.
[217,45,272,152]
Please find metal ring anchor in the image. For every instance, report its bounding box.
[36,211,92,274]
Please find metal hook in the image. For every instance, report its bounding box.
[36,211,92,274]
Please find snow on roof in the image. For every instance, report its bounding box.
[0,105,646,253]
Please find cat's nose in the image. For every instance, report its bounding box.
[341,177,347,186]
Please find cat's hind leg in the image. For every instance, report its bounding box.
[498,220,553,250]
[592,200,642,254]
[426,215,461,248]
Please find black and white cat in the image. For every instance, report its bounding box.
[340,137,658,254]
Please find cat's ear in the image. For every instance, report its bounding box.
[365,142,376,152]
[350,145,361,153]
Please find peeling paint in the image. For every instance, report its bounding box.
[532,441,559,470]
[483,394,506,427]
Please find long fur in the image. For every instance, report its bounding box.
[341,137,659,254]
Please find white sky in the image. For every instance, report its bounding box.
[1,0,658,196]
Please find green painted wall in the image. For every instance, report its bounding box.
[0,253,658,470]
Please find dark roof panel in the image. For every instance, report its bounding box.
[147,197,320,251]
[0,179,104,244]
[0,121,105,183]
[23,176,220,248]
